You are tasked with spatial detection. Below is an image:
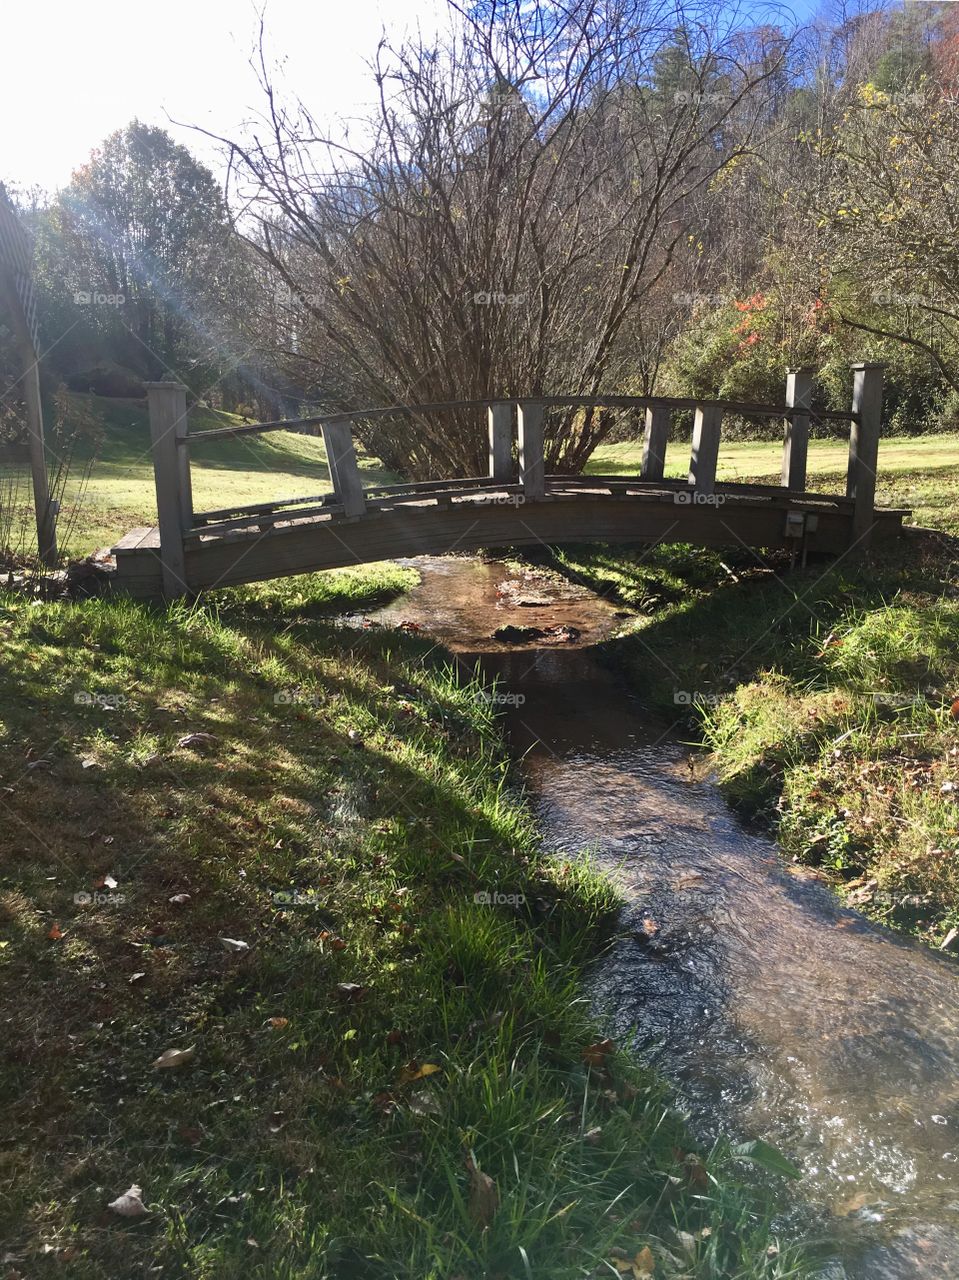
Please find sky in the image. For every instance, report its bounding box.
[2,0,446,195]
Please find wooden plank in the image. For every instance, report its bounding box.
[689,405,723,496]
[782,367,813,491]
[641,403,670,481]
[517,401,546,500]
[321,421,366,517]
[847,362,884,548]
[184,393,858,445]
[145,382,190,597]
[488,403,514,483]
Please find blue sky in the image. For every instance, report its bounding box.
[3,0,893,195]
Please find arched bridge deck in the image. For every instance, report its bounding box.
[112,367,908,601]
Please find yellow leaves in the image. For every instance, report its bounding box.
[611,1245,656,1277]
[397,1061,442,1085]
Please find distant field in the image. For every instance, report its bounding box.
[0,394,395,557]
[589,434,959,533]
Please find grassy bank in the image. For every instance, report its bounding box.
[0,565,803,1279]
[551,462,959,948]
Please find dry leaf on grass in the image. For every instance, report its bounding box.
[176,732,218,750]
[466,1155,499,1228]
[582,1038,615,1068]
[219,937,249,954]
[152,1045,195,1070]
[107,1184,148,1217]
[397,1061,442,1085]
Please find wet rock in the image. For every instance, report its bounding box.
[493,624,547,643]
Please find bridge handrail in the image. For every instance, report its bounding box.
[143,362,885,600]
[182,394,857,446]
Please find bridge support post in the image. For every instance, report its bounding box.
[847,362,884,550]
[488,403,514,483]
[641,403,669,481]
[689,404,722,496]
[517,401,546,499]
[782,367,813,491]
[321,421,367,517]
[146,381,191,599]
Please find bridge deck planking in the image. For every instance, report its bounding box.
[112,482,907,600]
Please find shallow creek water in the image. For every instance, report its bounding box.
[364,555,959,1278]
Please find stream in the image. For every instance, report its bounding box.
[363,554,959,1278]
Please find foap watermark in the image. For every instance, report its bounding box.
[673,690,723,707]
[271,888,321,907]
[472,290,527,306]
[674,490,726,507]
[273,689,322,709]
[275,284,322,307]
[473,889,526,906]
[673,90,733,107]
[489,493,526,507]
[74,890,126,906]
[73,290,125,307]
[74,690,127,710]
[476,688,526,707]
[672,290,731,308]
[871,287,938,308]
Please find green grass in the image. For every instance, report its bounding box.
[0,394,396,558]
[0,566,806,1279]
[588,434,959,531]
[548,456,959,947]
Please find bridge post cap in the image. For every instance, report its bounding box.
[848,361,886,370]
[786,365,815,374]
[143,380,189,390]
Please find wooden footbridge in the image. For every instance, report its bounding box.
[113,364,906,600]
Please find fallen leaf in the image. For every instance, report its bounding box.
[582,1038,615,1069]
[129,972,146,984]
[219,937,250,954]
[176,732,218,750]
[267,1017,289,1029]
[336,982,366,1000]
[467,1156,499,1228]
[169,893,191,905]
[397,1061,442,1085]
[107,1184,148,1217]
[152,1045,196,1070]
[632,1244,656,1277]
[47,923,63,941]
[95,874,118,890]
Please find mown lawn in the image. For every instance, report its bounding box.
[0,394,395,558]
[550,463,959,948]
[0,566,804,1279]
[588,434,959,531]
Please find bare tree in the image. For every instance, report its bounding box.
[208,0,792,476]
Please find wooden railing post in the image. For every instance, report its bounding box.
[782,366,813,491]
[641,403,669,481]
[689,404,722,495]
[488,402,514,483]
[145,381,191,598]
[321,421,367,517]
[517,401,546,499]
[846,362,884,548]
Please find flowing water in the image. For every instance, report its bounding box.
[363,555,959,1278]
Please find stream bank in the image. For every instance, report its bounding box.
[369,552,959,1280]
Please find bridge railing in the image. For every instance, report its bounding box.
[144,363,884,599]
